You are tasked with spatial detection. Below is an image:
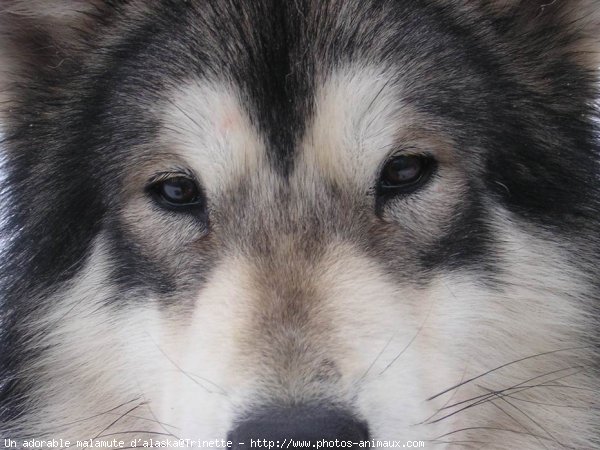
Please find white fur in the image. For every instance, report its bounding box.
[159,80,266,195]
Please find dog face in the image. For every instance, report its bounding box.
[0,1,599,447]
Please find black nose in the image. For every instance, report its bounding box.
[227,405,369,448]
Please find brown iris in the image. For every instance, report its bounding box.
[379,154,435,194]
[149,176,202,208]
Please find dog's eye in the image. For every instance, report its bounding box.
[148,176,202,209]
[378,154,436,195]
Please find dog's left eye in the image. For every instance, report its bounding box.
[378,154,436,195]
[147,175,203,209]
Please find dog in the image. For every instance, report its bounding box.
[0,1,598,448]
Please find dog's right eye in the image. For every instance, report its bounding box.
[378,154,436,197]
[147,175,203,210]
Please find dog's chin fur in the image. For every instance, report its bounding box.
[0,1,599,448]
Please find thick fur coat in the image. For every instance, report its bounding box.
[0,1,599,448]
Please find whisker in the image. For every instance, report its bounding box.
[486,390,568,449]
[426,367,586,425]
[93,403,146,439]
[364,77,397,118]
[418,368,468,425]
[500,396,599,410]
[379,295,435,375]
[166,98,205,131]
[355,331,398,385]
[486,399,551,450]
[144,403,182,437]
[427,346,591,401]
[438,366,584,412]
[434,426,563,443]
[525,383,596,393]
[51,397,143,428]
[145,332,229,397]
[103,412,180,429]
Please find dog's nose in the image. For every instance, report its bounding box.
[227,405,369,447]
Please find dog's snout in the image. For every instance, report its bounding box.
[227,405,369,447]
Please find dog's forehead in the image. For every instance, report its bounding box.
[119,0,488,192]
[158,66,419,192]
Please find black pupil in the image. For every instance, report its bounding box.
[160,178,198,204]
[383,155,424,186]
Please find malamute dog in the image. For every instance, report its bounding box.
[0,1,599,448]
